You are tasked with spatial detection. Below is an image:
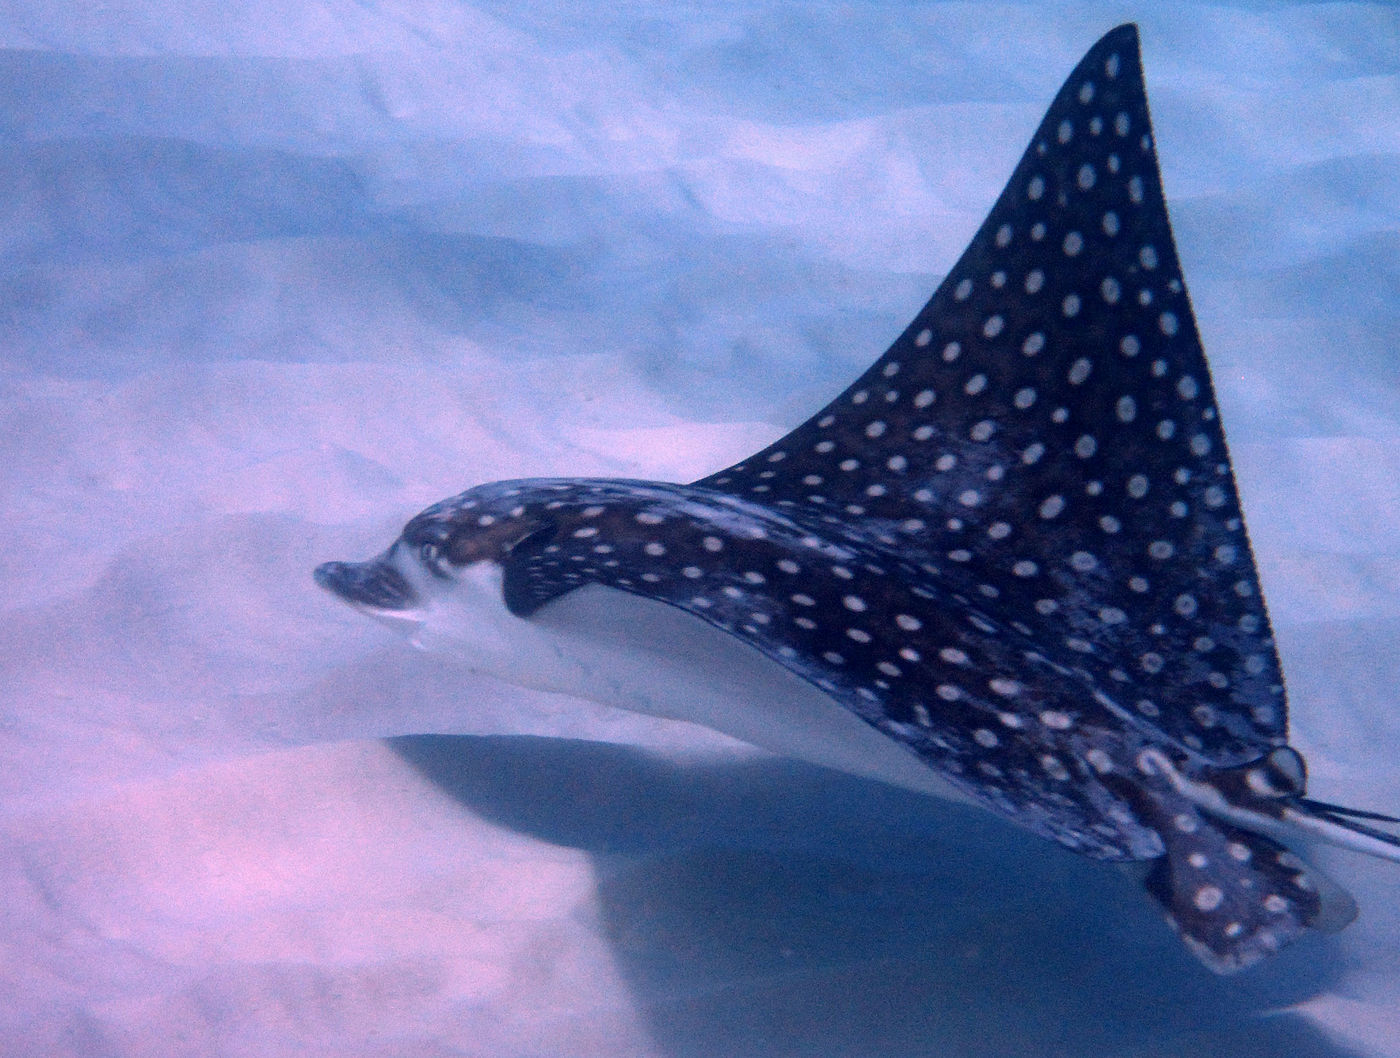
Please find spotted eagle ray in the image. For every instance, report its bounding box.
[316,24,1400,972]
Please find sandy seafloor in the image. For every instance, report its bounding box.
[2,1,1398,1055]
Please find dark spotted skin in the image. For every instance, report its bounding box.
[318,26,1365,972]
[403,475,1170,860]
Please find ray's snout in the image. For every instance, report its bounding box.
[314,555,418,612]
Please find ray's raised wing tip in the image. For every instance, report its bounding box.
[1079,24,1142,74]
[1100,22,1140,45]
[1085,24,1141,69]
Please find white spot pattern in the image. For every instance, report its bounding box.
[440,29,1291,916]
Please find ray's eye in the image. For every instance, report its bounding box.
[418,541,451,578]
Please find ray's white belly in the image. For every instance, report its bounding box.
[408,564,975,805]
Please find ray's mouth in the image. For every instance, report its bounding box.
[314,555,420,614]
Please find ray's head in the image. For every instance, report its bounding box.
[313,481,557,635]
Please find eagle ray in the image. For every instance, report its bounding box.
[315,25,1398,973]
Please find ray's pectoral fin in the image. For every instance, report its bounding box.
[1135,800,1357,974]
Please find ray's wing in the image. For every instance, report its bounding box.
[695,24,1287,764]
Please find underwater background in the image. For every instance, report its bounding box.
[1,1,1398,1054]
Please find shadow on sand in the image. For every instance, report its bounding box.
[393,733,1360,1058]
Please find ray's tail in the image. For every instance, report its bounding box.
[1144,746,1400,865]
[1286,797,1400,864]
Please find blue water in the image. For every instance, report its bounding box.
[2,2,1397,1055]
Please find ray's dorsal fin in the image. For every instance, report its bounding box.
[696,24,1288,766]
